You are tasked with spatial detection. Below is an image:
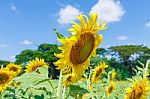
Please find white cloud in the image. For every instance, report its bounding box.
[145,20,150,28]
[20,40,32,45]
[117,35,128,41]
[10,3,18,12]
[90,0,125,23]
[8,56,16,62]
[0,44,7,48]
[57,5,82,25]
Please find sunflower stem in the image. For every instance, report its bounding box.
[57,71,63,99]
[87,66,92,89]
[144,59,150,77]
[62,87,66,99]
[47,80,57,96]
[107,72,111,84]
[0,92,2,99]
[103,92,106,99]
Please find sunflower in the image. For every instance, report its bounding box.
[111,69,116,80]
[106,81,116,97]
[54,13,107,81]
[63,74,75,86]
[125,77,150,99]
[91,62,108,84]
[0,69,13,92]
[5,63,22,76]
[25,57,48,73]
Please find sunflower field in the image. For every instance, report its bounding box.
[1,13,150,99]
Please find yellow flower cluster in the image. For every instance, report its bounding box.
[0,57,48,93]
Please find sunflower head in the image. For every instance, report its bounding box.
[68,13,107,65]
[25,57,48,73]
[111,69,116,80]
[0,69,13,92]
[106,81,116,97]
[125,77,150,99]
[63,73,84,87]
[91,62,108,84]
[5,63,22,76]
[63,74,74,87]
[54,13,107,81]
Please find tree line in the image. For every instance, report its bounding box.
[0,44,150,80]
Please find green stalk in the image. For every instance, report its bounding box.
[57,71,63,99]
[47,80,57,96]
[107,72,111,84]
[144,59,150,77]
[0,92,2,99]
[87,67,91,89]
[39,71,57,96]
[62,87,66,99]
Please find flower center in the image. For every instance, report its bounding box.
[136,87,143,99]
[0,73,9,84]
[70,33,95,65]
[130,87,142,99]
[108,85,113,94]
[66,76,72,82]
[96,68,102,77]
[10,67,18,72]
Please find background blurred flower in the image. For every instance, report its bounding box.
[0,69,13,92]
[5,63,22,76]
[25,57,48,73]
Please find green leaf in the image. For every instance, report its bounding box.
[126,78,133,82]
[137,60,145,68]
[69,85,89,98]
[34,94,44,99]
[35,79,50,86]
[54,28,64,39]
[37,67,48,76]
[136,66,144,72]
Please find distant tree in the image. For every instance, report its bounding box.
[38,44,61,79]
[96,48,107,57]
[0,60,10,67]
[15,43,61,79]
[15,49,35,65]
[109,45,150,75]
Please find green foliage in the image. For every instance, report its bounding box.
[109,45,150,60]
[0,60,10,67]
[96,48,107,57]
[15,49,35,65]
[68,85,89,98]
[15,44,60,65]
[2,67,57,99]
[109,45,150,77]
[38,43,61,61]
[54,28,65,39]
[1,57,150,99]
[15,43,61,79]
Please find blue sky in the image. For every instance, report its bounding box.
[0,0,150,62]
